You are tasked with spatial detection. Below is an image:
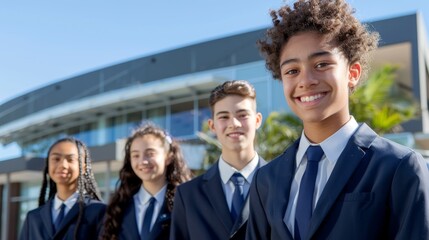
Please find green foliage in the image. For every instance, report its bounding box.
[350,65,418,134]
[256,112,302,160]
[195,122,221,174]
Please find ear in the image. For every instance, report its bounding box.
[348,62,361,89]
[208,118,216,133]
[255,112,263,130]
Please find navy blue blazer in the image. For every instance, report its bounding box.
[116,196,171,240]
[19,197,106,240]
[170,157,266,240]
[246,124,429,240]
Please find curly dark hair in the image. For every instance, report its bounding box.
[38,137,102,239]
[101,123,192,240]
[258,0,379,87]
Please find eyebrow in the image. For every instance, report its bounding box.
[49,153,77,158]
[280,51,333,68]
[215,109,251,116]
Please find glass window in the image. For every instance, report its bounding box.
[18,182,41,235]
[252,80,269,119]
[147,107,166,128]
[125,111,143,135]
[107,115,127,142]
[76,122,97,146]
[236,62,268,80]
[198,99,211,131]
[170,101,194,137]
[271,79,291,113]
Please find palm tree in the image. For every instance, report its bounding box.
[350,65,418,134]
[256,112,302,160]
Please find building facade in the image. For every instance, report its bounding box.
[0,13,428,239]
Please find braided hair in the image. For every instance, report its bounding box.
[101,123,192,240]
[38,137,102,239]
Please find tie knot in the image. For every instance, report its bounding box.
[148,197,156,205]
[231,172,245,186]
[306,145,324,163]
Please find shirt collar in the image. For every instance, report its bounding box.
[53,192,79,210]
[136,184,167,205]
[296,116,359,166]
[218,152,259,184]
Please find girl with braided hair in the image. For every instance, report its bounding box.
[100,123,192,240]
[20,137,106,240]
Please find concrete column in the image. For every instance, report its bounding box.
[1,173,10,240]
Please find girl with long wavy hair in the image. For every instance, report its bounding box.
[20,137,105,240]
[101,123,192,240]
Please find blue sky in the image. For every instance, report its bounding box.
[1,0,429,159]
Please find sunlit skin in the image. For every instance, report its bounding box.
[279,31,361,143]
[208,95,262,170]
[130,135,171,195]
[48,141,83,201]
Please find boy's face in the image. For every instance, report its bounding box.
[208,95,262,154]
[279,31,361,127]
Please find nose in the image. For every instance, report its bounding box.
[60,159,69,168]
[138,156,150,165]
[228,117,242,128]
[298,68,318,88]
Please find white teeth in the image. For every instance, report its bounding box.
[300,93,323,103]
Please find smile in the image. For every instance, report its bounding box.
[227,132,243,137]
[300,93,324,103]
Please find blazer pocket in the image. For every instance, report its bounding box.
[343,192,373,202]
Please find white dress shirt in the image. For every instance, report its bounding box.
[284,116,359,235]
[218,152,259,211]
[52,192,79,222]
[134,184,167,233]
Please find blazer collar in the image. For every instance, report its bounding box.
[202,162,235,234]
[273,141,299,239]
[308,123,377,239]
[120,200,140,239]
[53,198,84,238]
[40,199,55,237]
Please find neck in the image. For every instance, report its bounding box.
[56,184,77,201]
[143,178,167,196]
[222,148,255,170]
[304,114,351,143]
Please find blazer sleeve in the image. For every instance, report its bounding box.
[169,187,189,240]
[246,170,270,240]
[389,151,429,239]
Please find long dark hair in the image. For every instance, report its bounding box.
[101,123,192,240]
[38,137,102,239]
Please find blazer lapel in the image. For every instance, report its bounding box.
[202,162,234,233]
[53,200,80,239]
[149,196,171,240]
[274,141,299,239]
[41,199,55,237]
[230,157,268,237]
[121,200,141,239]
[308,124,377,239]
